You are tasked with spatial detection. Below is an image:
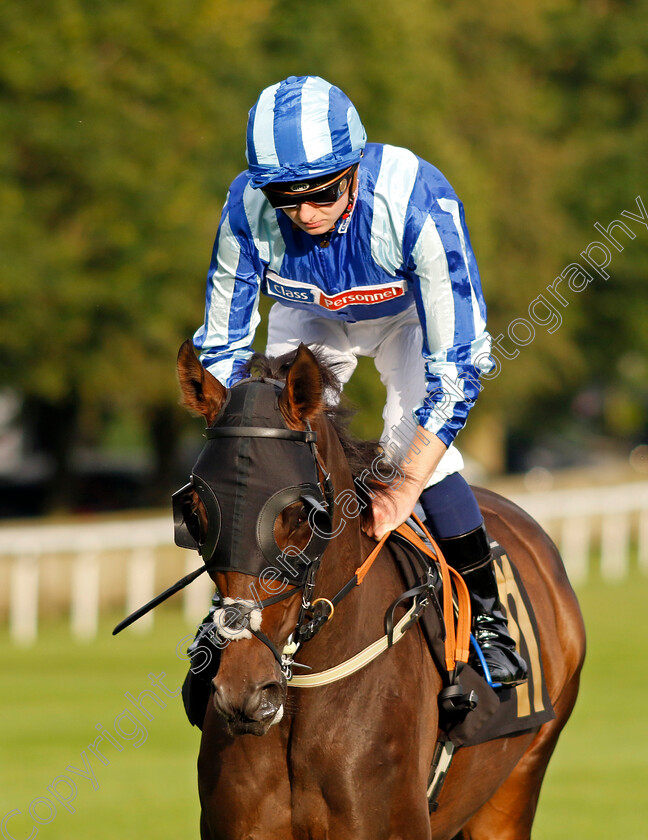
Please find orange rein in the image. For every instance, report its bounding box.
[355,515,471,673]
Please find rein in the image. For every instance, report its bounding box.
[284,515,472,688]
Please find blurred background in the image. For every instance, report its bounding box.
[1,1,647,838]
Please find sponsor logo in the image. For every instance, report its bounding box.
[319,285,405,310]
[266,276,315,303]
[266,272,407,310]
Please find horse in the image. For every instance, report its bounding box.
[175,339,586,840]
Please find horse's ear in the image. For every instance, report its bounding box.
[279,343,324,424]
[176,340,227,425]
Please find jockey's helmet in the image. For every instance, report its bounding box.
[245,76,366,191]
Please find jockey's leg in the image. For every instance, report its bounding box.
[369,311,526,685]
[419,473,528,687]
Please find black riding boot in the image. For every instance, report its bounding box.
[435,524,528,687]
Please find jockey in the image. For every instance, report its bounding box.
[193,75,527,688]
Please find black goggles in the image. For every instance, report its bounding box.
[262,165,356,209]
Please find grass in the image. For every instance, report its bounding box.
[0,613,200,840]
[533,568,648,840]
[1,572,647,839]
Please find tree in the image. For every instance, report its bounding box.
[0,1,272,506]
[4,0,643,509]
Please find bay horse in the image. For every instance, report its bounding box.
[176,340,585,840]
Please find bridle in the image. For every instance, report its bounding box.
[197,410,338,676]
[113,378,342,676]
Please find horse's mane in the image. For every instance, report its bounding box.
[245,349,393,526]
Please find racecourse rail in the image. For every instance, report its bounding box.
[1,480,648,644]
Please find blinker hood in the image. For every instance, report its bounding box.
[173,379,333,584]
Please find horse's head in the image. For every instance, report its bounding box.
[176,340,337,736]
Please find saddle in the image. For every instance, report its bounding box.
[387,523,554,746]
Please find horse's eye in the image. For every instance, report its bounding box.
[287,503,310,537]
[273,502,310,545]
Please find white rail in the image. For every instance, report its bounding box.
[1,481,647,644]
[508,481,648,583]
[0,516,213,645]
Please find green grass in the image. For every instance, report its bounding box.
[1,574,647,839]
[533,568,648,840]
[0,614,200,840]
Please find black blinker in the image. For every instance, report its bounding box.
[302,493,332,537]
[172,477,222,565]
[172,482,200,551]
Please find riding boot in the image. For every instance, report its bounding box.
[435,523,528,687]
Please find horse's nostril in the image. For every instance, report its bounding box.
[212,679,285,726]
[211,682,232,719]
[237,681,283,723]
[259,680,283,696]
[255,681,285,721]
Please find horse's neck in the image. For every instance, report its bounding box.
[317,419,366,579]
[311,420,395,634]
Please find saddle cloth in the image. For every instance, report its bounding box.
[388,533,555,747]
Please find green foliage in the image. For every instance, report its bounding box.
[1,0,646,482]
[523,0,648,440]
[2,2,229,404]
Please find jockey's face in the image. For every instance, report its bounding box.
[281,187,351,236]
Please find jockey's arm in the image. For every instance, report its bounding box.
[365,189,491,541]
[367,428,447,540]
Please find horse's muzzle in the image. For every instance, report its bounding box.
[211,678,285,736]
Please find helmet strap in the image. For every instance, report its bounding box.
[318,166,359,247]
[335,170,358,236]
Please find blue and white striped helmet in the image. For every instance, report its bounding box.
[246,76,367,189]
